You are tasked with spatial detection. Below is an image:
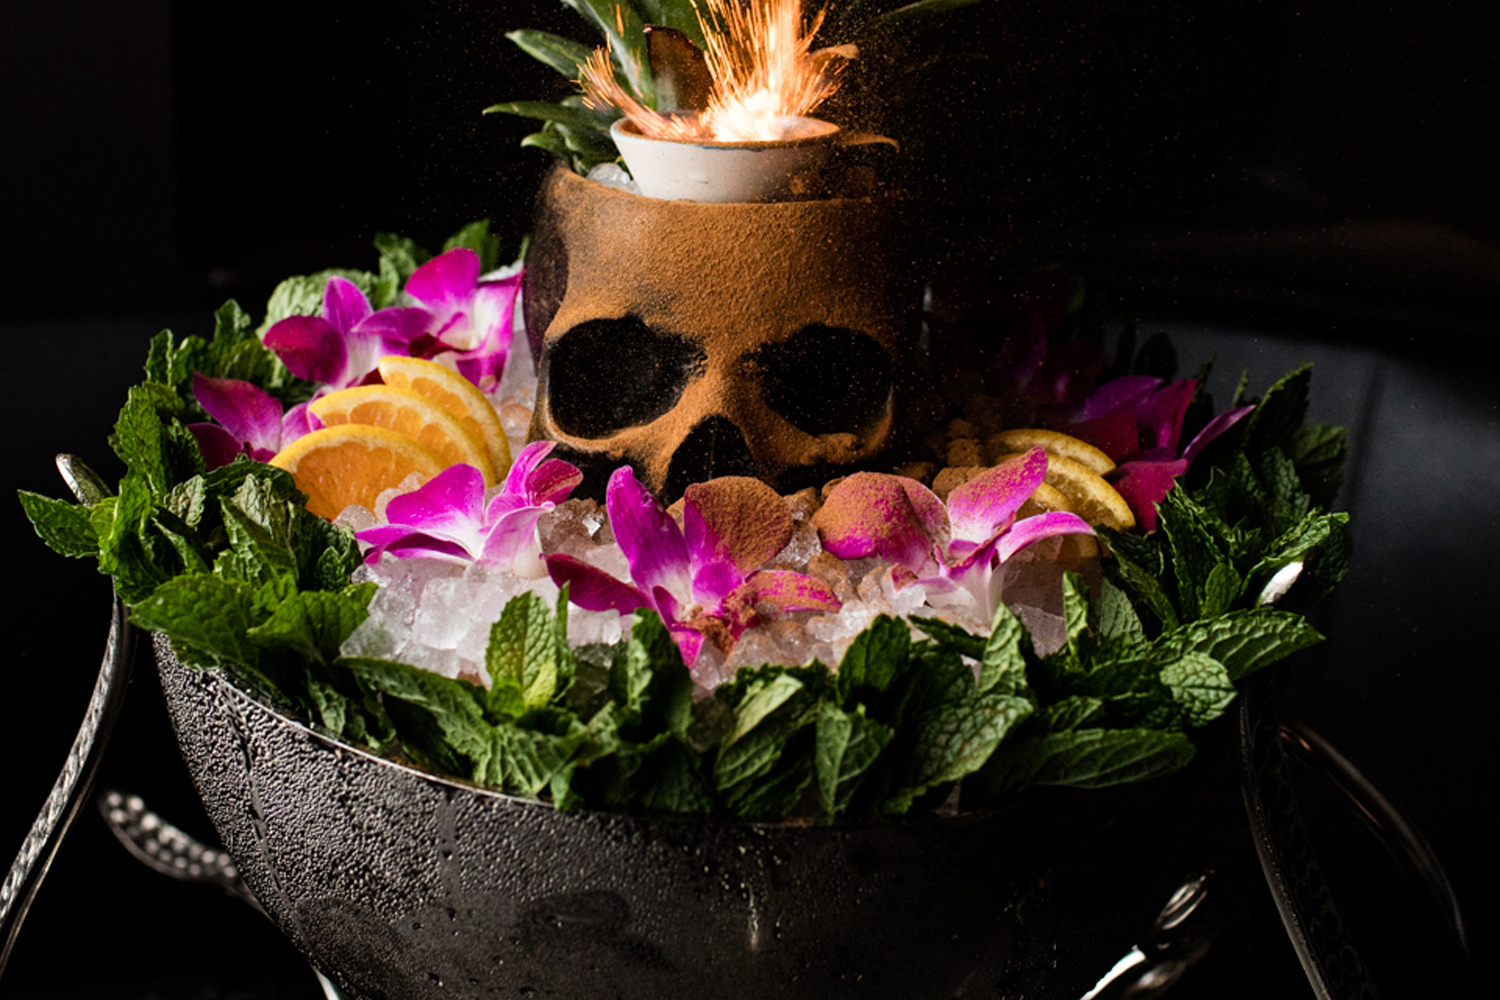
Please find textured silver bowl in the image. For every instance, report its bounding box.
[154,635,1247,1000]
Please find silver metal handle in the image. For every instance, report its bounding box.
[0,593,136,978]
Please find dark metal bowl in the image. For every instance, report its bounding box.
[154,636,1249,1000]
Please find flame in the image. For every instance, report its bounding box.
[581,0,847,143]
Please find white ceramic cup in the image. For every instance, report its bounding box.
[610,115,840,204]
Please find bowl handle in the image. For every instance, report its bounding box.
[1238,675,1471,998]
[0,592,137,979]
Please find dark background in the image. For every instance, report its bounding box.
[1,1,1496,996]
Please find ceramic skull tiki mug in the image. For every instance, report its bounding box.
[523,167,923,501]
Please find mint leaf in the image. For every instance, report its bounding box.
[1246,364,1311,455]
[1038,696,1104,732]
[613,611,693,738]
[814,701,894,819]
[486,591,563,715]
[911,615,985,661]
[18,491,97,558]
[979,603,1030,696]
[1094,579,1145,641]
[726,673,804,745]
[631,739,714,815]
[259,270,380,332]
[344,657,493,776]
[1289,422,1347,508]
[129,574,260,666]
[249,589,370,666]
[887,692,1031,809]
[489,724,584,797]
[1158,653,1236,727]
[836,614,910,704]
[1151,609,1323,681]
[984,728,1196,795]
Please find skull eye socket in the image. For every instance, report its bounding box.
[545,316,706,439]
[745,325,894,436]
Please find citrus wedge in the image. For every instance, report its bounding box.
[994,450,1135,531]
[377,356,512,479]
[309,384,495,483]
[987,428,1116,475]
[270,425,445,520]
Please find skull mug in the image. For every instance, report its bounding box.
[523,166,922,501]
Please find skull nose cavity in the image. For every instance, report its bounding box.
[545,316,706,438]
[663,416,760,503]
[745,325,894,436]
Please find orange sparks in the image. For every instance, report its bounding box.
[581,0,849,143]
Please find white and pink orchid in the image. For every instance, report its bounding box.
[187,374,318,469]
[355,442,583,577]
[545,468,842,668]
[813,448,1094,624]
[405,249,523,393]
[262,276,430,393]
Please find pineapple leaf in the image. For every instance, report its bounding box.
[561,0,657,107]
[507,29,595,80]
[484,101,613,133]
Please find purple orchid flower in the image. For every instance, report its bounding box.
[814,449,1094,625]
[187,373,318,470]
[404,249,523,394]
[544,468,842,668]
[1052,377,1254,532]
[355,442,583,577]
[262,276,430,393]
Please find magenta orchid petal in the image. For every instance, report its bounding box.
[188,423,245,470]
[1076,375,1161,422]
[192,374,285,454]
[263,314,348,385]
[384,463,485,534]
[814,472,941,573]
[477,506,551,569]
[994,511,1094,563]
[667,624,706,667]
[357,527,474,566]
[321,276,374,333]
[1182,404,1255,465]
[406,248,481,310]
[281,402,318,444]
[744,570,843,614]
[355,306,434,348]
[544,554,652,614]
[605,466,693,605]
[691,558,745,609]
[1111,458,1191,533]
[1137,380,1197,454]
[947,448,1049,546]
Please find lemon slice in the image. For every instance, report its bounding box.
[271,425,445,520]
[310,384,495,483]
[377,356,513,480]
[987,428,1116,475]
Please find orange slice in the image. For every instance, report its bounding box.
[987,428,1116,475]
[270,426,445,520]
[994,450,1135,531]
[309,384,495,483]
[376,356,512,479]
